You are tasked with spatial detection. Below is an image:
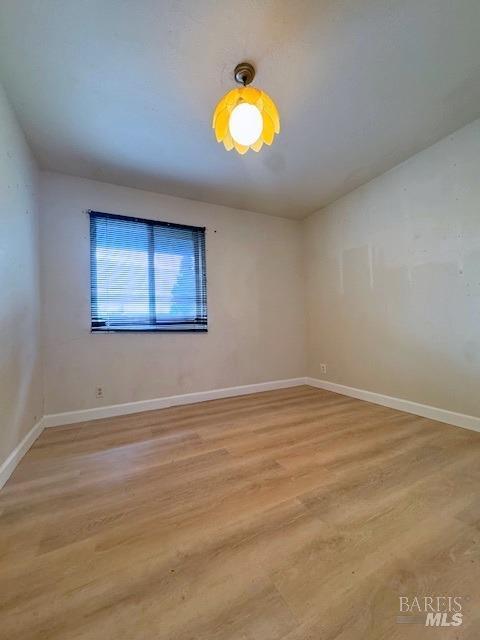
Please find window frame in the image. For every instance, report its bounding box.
[89,210,207,333]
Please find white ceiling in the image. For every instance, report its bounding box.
[0,0,479,219]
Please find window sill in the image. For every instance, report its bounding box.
[91,326,208,333]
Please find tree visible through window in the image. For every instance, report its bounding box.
[89,211,207,331]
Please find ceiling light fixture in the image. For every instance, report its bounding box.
[212,62,280,154]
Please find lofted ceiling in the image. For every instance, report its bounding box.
[0,0,479,219]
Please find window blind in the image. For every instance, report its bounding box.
[89,211,207,332]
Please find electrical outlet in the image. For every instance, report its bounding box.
[95,386,104,399]
[320,363,327,376]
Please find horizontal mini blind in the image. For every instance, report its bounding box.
[89,211,207,332]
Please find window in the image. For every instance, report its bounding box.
[89,211,207,332]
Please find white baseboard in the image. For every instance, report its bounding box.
[305,377,480,433]
[2,377,478,490]
[0,418,45,489]
[42,377,307,428]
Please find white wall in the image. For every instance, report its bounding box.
[305,119,480,417]
[40,173,306,414]
[4,92,479,433]
[0,82,43,466]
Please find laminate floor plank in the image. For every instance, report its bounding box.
[1,386,479,639]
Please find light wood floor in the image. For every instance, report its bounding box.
[1,386,479,639]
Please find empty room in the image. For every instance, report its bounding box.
[1,1,479,638]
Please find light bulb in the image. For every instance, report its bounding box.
[228,102,263,146]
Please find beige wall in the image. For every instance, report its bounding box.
[40,173,306,414]
[0,82,43,466]
[305,119,480,416]
[4,98,479,428]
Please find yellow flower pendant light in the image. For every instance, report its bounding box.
[212,62,280,154]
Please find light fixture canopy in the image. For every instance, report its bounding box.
[212,62,280,154]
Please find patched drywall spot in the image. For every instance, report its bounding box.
[342,245,371,298]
